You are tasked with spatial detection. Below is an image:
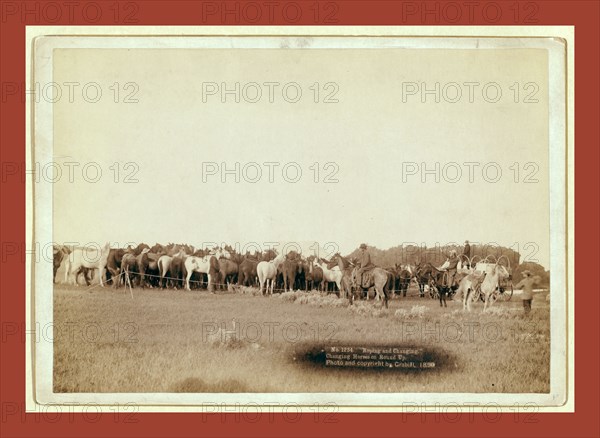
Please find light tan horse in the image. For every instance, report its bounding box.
[351,266,391,308]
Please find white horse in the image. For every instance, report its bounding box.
[313,259,343,292]
[480,264,510,311]
[459,271,487,311]
[461,263,510,311]
[257,253,285,296]
[64,242,111,285]
[184,248,229,291]
[158,255,173,288]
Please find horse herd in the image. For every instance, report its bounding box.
[54,243,512,311]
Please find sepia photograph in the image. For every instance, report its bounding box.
[27,28,570,410]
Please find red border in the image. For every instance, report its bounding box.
[1,1,598,437]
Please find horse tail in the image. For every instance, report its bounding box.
[159,258,166,282]
[384,271,391,296]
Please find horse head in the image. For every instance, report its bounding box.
[215,248,231,259]
[264,249,278,261]
[272,252,285,266]
[134,243,150,255]
[495,264,511,280]
[325,258,338,270]
[151,243,166,253]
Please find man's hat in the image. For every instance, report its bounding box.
[359,243,367,250]
[522,270,532,276]
[465,240,469,244]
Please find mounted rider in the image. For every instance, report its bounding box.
[356,243,374,287]
[444,249,459,287]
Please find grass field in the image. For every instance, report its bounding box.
[53,284,550,393]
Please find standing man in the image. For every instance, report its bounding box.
[462,240,471,269]
[515,270,537,314]
[356,243,374,287]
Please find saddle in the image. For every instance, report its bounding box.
[358,266,376,289]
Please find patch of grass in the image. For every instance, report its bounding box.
[53,284,550,393]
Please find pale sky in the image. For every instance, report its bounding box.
[52,47,550,267]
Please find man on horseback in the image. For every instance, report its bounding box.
[444,249,459,288]
[356,243,374,287]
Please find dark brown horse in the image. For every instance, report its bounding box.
[282,259,299,292]
[134,246,151,288]
[106,248,125,287]
[52,245,70,283]
[169,252,187,289]
[398,266,412,297]
[305,257,324,291]
[417,263,461,307]
[413,262,435,298]
[217,258,239,289]
[238,257,258,287]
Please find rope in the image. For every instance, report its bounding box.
[75,270,442,299]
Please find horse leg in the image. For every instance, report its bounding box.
[185,270,192,291]
[83,268,92,286]
[487,292,496,310]
[79,268,87,285]
[74,269,82,286]
[64,260,71,284]
[116,268,123,288]
[120,268,127,289]
[207,273,214,293]
[379,284,389,309]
